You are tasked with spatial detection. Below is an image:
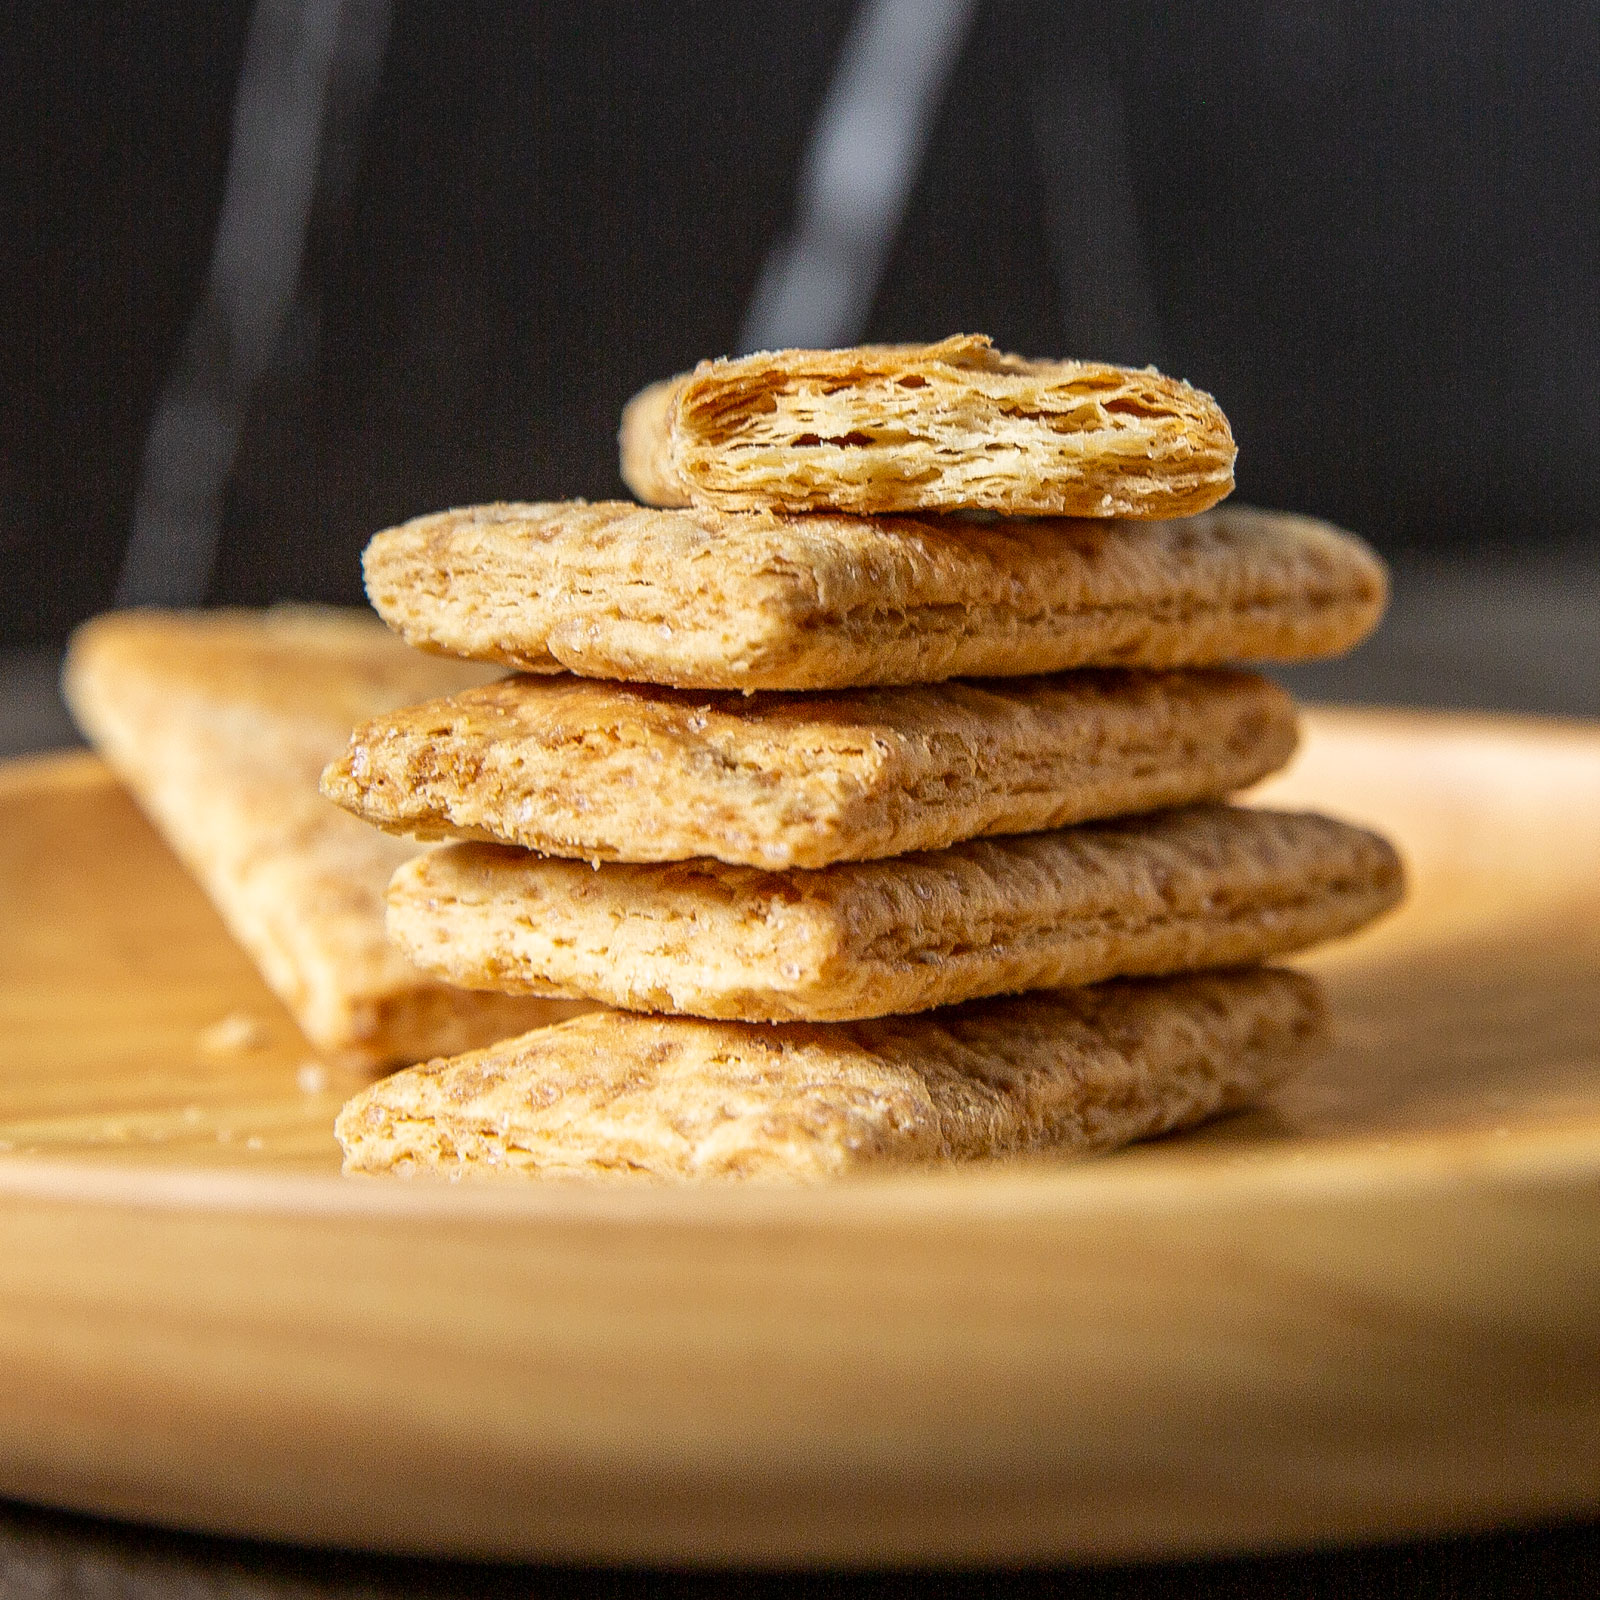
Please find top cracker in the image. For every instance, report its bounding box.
[619,335,1236,519]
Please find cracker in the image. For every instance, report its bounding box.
[387,805,1402,1022]
[363,500,1387,690]
[62,608,587,1068]
[336,968,1325,1180]
[322,668,1297,868]
[618,335,1236,519]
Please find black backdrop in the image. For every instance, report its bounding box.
[5,0,1598,645]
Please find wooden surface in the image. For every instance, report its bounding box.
[0,707,1598,1564]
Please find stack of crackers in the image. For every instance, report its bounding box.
[324,337,1402,1180]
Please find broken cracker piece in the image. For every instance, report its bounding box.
[619,336,1236,519]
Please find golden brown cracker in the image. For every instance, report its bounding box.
[337,968,1325,1180]
[363,500,1387,690]
[619,336,1235,519]
[386,805,1403,1022]
[63,607,587,1067]
[321,668,1297,868]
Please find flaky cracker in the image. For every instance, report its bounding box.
[363,501,1386,691]
[387,805,1402,1022]
[63,608,586,1068]
[321,668,1296,868]
[337,969,1325,1181]
[619,336,1236,519]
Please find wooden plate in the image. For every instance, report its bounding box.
[1,707,1598,1566]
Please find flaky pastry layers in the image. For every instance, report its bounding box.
[63,608,585,1067]
[363,501,1386,690]
[619,336,1236,519]
[321,668,1297,868]
[337,968,1326,1181]
[387,805,1402,1022]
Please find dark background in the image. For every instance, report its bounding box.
[5,0,1599,648]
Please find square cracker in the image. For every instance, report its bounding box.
[321,668,1297,868]
[362,500,1387,691]
[63,607,586,1068]
[387,804,1403,1022]
[336,968,1327,1181]
[618,335,1237,519]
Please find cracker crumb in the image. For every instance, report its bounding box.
[296,1061,329,1094]
[199,1011,268,1055]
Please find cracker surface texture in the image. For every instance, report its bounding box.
[387,805,1403,1022]
[322,668,1297,868]
[363,500,1387,690]
[618,336,1236,519]
[337,968,1325,1180]
[63,608,587,1067]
